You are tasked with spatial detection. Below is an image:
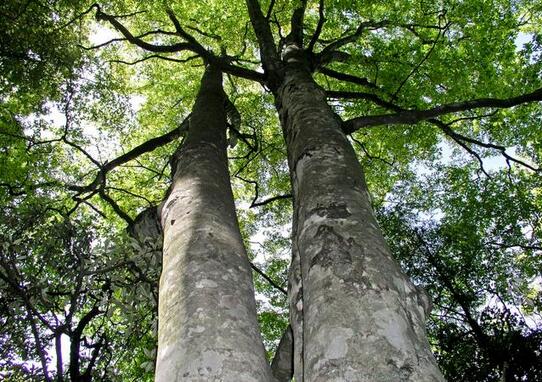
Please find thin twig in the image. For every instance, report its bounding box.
[251,194,292,208]
[250,262,287,295]
[307,0,326,52]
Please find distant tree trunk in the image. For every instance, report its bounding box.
[155,65,274,381]
[271,325,294,382]
[274,47,445,381]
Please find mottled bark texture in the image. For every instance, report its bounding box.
[128,205,162,246]
[275,47,445,381]
[271,326,294,382]
[155,65,274,381]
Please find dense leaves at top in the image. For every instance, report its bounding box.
[1,0,541,380]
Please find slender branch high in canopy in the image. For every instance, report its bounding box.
[342,87,542,133]
[320,67,377,89]
[307,0,326,53]
[68,117,190,195]
[314,20,389,66]
[244,0,283,89]
[436,119,539,172]
[165,8,210,59]
[94,4,265,83]
[94,6,193,53]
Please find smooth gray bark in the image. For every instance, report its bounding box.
[270,326,294,382]
[155,65,274,382]
[275,49,445,382]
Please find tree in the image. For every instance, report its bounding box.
[155,64,274,380]
[1,0,541,381]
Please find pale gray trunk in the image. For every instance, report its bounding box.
[276,59,445,381]
[270,326,294,382]
[155,65,274,381]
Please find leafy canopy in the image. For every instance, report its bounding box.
[1,0,541,380]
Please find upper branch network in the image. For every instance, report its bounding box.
[91,4,265,83]
[275,0,542,172]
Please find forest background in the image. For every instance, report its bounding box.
[1,0,541,380]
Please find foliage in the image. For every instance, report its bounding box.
[378,167,542,381]
[0,198,160,380]
[1,0,541,380]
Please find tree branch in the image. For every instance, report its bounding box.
[69,306,102,381]
[327,90,397,109]
[265,0,276,20]
[245,0,282,88]
[307,0,325,53]
[217,61,267,84]
[0,182,26,196]
[54,332,64,381]
[251,193,292,208]
[342,87,542,133]
[485,241,542,251]
[350,136,395,166]
[319,67,377,89]
[79,29,177,51]
[91,8,266,83]
[250,262,287,295]
[429,119,491,177]
[316,20,389,64]
[288,0,308,46]
[414,230,493,354]
[235,174,291,208]
[68,117,190,194]
[57,4,104,31]
[99,190,134,225]
[109,54,199,65]
[62,136,102,168]
[165,8,208,57]
[0,264,52,381]
[393,22,447,97]
[95,6,195,54]
[436,120,539,172]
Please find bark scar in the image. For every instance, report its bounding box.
[294,146,315,169]
[310,225,353,270]
[309,202,351,219]
[165,196,179,210]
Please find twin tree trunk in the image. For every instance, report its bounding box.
[155,66,274,381]
[274,53,445,381]
[153,62,445,380]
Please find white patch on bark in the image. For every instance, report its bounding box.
[373,308,411,355]
[312,327,354,372]
[300,213,328,234]
[325,328,353,359]
[200,350,223,375]
[294,154,311,186]
[195,279,218,288]
[186,325,206,339]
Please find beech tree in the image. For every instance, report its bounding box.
[1,0,541,381]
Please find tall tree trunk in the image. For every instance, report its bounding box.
[275,55,445,381]
[155,65,274,381]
